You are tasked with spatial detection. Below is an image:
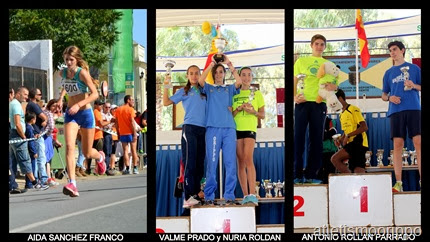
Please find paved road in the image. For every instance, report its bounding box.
[9,170,147,233]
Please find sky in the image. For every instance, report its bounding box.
[132,9,147,61]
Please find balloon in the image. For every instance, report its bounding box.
[202,21,211,35]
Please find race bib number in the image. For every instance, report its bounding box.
[63,81,82,96]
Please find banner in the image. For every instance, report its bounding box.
[294,15,420,43]
[156,45,284,72]
[112,9,133,93]
[325,54,391,98]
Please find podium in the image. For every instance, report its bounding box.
[294,172,421,230]
[156,198,285,233]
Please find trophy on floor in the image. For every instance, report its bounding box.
[365,151,372,167]
[283,181,285,197]
[388,150,394,166]
[402,148,410,166]
[261,179,273,198]
[409,150,417,165]
[200,177,206,191]
[163,59,176,89]
[274,180,284,197]
[255,181,260,198]
[214,38,227,63]
[376,149,384,167]
[296,74,306,97]
[400,66,412,91]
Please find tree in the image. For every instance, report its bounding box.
[156,26,239,57]
[294,9,421,61]
[9,9,123,71]
[294,9,378,56]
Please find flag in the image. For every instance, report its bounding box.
[356,9,370,68]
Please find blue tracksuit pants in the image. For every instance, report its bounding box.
[204,127,237,201]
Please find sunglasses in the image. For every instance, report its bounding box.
[36,93,42,96]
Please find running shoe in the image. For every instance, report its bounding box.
[225,199,236,205]
[34,183,49,191]
[46,178,59,186]
[392,181,403,193]
[205,200,215,206]
[246,194,259,205]
[240,195,250,205]
[63,183,79,197]
[183,196,201,208]
[95,151,107,175]
[294,178,305,184]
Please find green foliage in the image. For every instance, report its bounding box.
[294,9,379,56]
[293,9,421,61]
[156,26,239,56]
[9,9,122,70]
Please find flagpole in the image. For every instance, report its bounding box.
[355,9,360,108]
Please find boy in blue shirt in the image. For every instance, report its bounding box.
[25,112,38,189]
[382,41,421,192]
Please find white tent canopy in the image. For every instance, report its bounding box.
[156,9,285,28]
[156,45,284,72]
[294,15,421,43]
[156,9,285,71]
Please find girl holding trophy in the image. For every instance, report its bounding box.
[163,65,207,208]
[232,67,265,205]
[198,54,242,205]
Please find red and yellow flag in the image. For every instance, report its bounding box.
[356,9,370,68]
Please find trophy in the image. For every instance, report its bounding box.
[248,86,259,104]
[274,180,284,197]
[388,150,394,166]
[409,150,417,165]
[348,65,360,85]
[214,38,227,63]
[296,74,306,96]
[332,134,342,149]
[255,181,260,198]
[400,66,412,91]
[283,181,285,197]
[200,177,206,191]
[261,179,273,198]
[365,151,372,167]
[402,148,410,166]
[376,149,384,167]
[163,59,176,89]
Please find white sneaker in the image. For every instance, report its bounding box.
[183,196,200,208]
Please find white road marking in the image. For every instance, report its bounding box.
[10,195,147,233]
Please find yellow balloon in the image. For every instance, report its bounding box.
[202,21,211,35]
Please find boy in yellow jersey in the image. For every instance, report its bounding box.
[330,89,368,173]
[294,34,338,184]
